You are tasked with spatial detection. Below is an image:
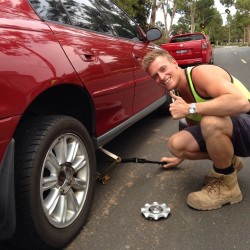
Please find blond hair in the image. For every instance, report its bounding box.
[142,49,174,72]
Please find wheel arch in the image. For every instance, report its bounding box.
[20,84,95,137]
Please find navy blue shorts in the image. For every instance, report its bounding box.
[184,114,250,157]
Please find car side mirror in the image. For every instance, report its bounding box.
[146,28,162,42]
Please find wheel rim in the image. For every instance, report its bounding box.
[40,133,90,228]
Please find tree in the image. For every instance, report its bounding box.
[113,0,151,30]
[171,16,191,35]
[159,0,177,39]
[147,0,182,40]
[173,0,217,33]
[219,0,235,6]
[235,0,250,44]
[207,14,224,43]
[149,0,165,27]
[149,0,217,39]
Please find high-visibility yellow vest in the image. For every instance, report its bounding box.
[185,66,250,122]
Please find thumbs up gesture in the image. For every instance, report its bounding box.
[169,91,189,119]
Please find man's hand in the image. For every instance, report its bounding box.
[169,91,189,119]
[161,156,183,169]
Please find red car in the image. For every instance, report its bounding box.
[161,32,214,67]
[0,0,170,249]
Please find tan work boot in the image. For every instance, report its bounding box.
[232,155,244,172]
[187,170,243,210]
[204,155,243,184]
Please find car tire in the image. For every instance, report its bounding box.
[13,115,96,250]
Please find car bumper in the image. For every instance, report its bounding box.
[176,58,203,66]
[176,52,211,66]
[0,138,16,241]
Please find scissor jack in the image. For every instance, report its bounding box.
[96,147,168,184]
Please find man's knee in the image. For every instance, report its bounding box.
[168,133,185,157]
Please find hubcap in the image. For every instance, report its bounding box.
[141,202,171,220]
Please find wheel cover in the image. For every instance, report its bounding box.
[40,133,90,228]
[141,202,171,220]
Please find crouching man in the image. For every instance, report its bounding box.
[142,49,250,210]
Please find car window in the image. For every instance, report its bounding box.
[61,0,113,35]
[29,0,71,24]
[170,36,191,43]
[191,34,205,40]
[97,0,141,40]
[170,34,205,43]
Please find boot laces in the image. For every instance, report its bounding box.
[203,177,224,193]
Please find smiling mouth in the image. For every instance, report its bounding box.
[161,77,171,87]
[165,77,171,84]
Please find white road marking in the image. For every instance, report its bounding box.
[241,59,247,64]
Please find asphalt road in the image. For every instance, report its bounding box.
[65,46,250,250]
[1,46,250,250]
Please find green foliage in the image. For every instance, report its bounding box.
[114,0,249,45]
[219,0,235,7]
[171,16,191,35]
[112,0,151,30]
[166,0,248,44]
[196,0,217,23]
[203,12,224,42]
[173,0,219,33]
[235,0,250,14]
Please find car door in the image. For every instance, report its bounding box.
[132,41,165,114]
[97,0,165,114]
[30,0,136,136]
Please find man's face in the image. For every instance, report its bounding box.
[148,55,178,90]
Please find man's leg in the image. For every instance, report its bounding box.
[168,119,243,171]
[187,116,242,210]
[167,130,209,161]
[200,116,233,169]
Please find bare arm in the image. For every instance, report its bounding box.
[169,66,250,119]
[192,66,249,116]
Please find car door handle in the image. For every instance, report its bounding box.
[132,53,142,62]
[76,49,96,62]
[79,53,96,62]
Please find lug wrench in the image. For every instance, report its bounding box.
[97,147,168,184]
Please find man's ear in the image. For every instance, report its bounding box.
[172,59,178,66]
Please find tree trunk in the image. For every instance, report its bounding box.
[190,2,196,33]
[168,2,176,37]
[161,0,168,39]
[149,0,157,27]
[248,25,250,46]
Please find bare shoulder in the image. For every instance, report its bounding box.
[191,65,233,97]
[192,65,229,80]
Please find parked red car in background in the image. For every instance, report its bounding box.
[0,0,169,249]
[161,32,214,67]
